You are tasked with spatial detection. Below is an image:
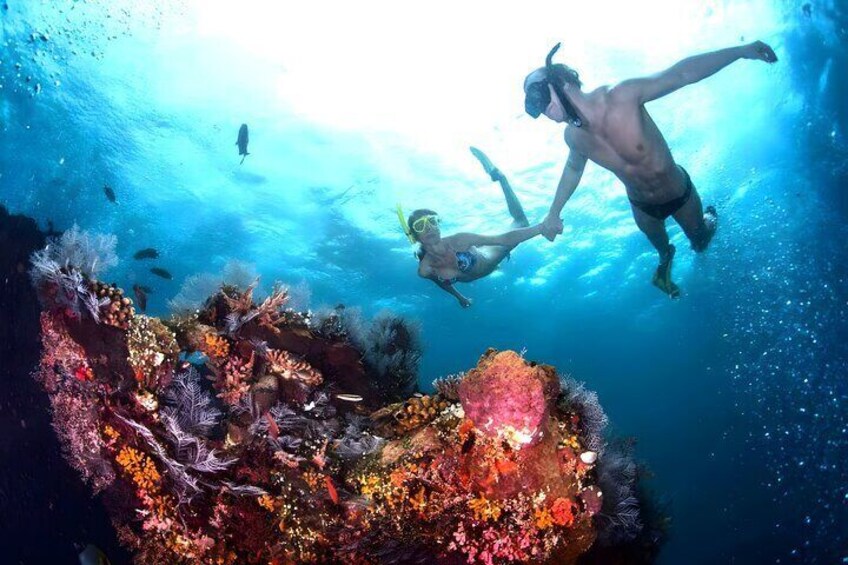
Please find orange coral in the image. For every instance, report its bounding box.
[534,507,554,530]
[220,282,290,334]
[257,494,276,512]
[102,424,120,448]
[468,496,502,522]
[116,446,161,493]
[550,497,576,527]
[202,333,230,360]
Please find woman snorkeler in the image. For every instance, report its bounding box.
[399,148,549,308]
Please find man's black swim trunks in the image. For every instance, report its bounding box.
[629,166,694,220]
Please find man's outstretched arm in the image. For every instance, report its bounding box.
[543,150,587,240]
[612,40,777,104]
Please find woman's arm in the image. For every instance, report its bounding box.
[452,223,543,249]
[433,279,472,308]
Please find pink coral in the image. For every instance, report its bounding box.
[217,353,255,405]
[458,350,559,444]
[49,389,115,492]
[34,312,90,392]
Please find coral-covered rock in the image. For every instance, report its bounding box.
[27,230,655,564]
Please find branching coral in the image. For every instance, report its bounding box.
[265,349,323,387]
[220,281,290,337]
[217,353,255,406]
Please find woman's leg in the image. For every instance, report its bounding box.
[496,174,530,228]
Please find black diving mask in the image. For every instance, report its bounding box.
[524,80,551,118]
[524,43,583,127]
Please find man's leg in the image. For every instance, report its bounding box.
[631,204,672,258]
[672,186,717,252]
[631,204,679,298]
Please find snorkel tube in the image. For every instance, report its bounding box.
[546,43,583,127]
[396,203,417,244]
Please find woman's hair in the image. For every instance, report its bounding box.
[406,209,438,242]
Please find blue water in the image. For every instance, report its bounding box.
[1,1,846,563]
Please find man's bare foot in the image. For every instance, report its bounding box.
[692,205,718,252]
[652,244,681,299]
[704,205,718,235]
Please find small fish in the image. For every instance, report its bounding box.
[325,475,339,504]
[103,184,116,203]
[150,267,172,280]
[136,284,153,294]
[236,123,249,164]
[132,284,148,312]
[335,394,363,403]
[79,544,111,565]
[133,247,159,260]
[265,412,279,439]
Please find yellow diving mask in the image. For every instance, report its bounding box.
[411,214,440,234]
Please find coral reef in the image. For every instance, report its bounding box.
[28,227,659,564]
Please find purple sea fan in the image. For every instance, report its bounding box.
[115,414,203,503]
[558,375,609,454]
[161,412,236,474]
[334,415,385,459]
[29,224,117,280]
[29,246,109,321]
[595,439,643,544]
[162,367,222,437]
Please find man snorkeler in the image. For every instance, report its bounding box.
[526,40,777,298]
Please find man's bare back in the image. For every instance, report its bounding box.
[524,40,777,297]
